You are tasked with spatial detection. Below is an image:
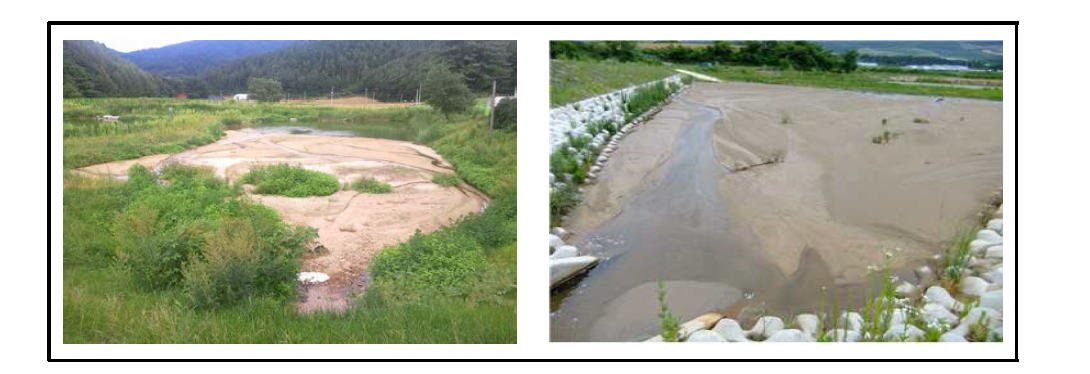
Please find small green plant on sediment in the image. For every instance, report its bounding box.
[881,118,888,125]
[913,118,930,124]
[780,111,792,125]
[350,176,393,194]
[431,173,461,187]
[871,130,897,144]
[657,281,681,342]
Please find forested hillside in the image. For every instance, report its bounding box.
[123,40,296,76]
[198,40,516,97]
[62,40,517,99]
[63,40,163,98]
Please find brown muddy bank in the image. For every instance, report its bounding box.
[551,82,1001,342]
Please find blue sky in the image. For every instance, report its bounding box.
[97,40,191,53]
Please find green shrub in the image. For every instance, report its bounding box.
[457,193,517,249]
[239,164,340,197]
[493,98,517,131]
[625,81,675,121]
[350,176,393,194]
[549,183,579,227]
[431,173,462,187]
[369,228,487,295]
[183,212,314,309]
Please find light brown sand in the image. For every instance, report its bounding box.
[554,82,1001,341]
[78,129,486,313]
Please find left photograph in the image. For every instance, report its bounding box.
[60,40,517,343]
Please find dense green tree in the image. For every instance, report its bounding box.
[62,40,162,98]
[423,65,474,120]
[493,98,517,131]
[840,50,859,73]
[247,77,284,101]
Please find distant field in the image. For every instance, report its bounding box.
[688,65,1002,101]
[550,59,677,106]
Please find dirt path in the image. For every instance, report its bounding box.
[77,129,487,313]
[552,82,1001,341]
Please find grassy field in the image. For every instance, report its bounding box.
[550,59,677,106]
[62,98,516,344]
[690,65,1002,101]
[549,60,1002,105]
[62,98,436,169]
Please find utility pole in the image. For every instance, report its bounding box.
[416,84,421,105]
[488,80,497,135]
[330,86,334,103]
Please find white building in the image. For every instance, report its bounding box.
[233,93,249,101]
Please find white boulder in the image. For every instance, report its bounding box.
[883,324,925,342]
[765,329,814,342]
[824,329,861,342]
[980,290,1003,312]
[551,226,569,238]
[939,332,968,342]
[895,282,920,299]
[711,319,750,342]
[925,286,962,312]
[838,312,864,332]
[985,245,1003,259]
[551,245,578,260]
[747,316,785,340]
[549,234,564,250]
[549,256,599,289]
[685,330,727,342]
[921,303,960,326]
[795,314,820,336]
[986,218,1003,234]
[959,276,990,298]
[976,229,1003,244]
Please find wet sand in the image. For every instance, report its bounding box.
[78,129,487,313]
[552,82,1002,341]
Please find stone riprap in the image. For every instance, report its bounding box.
[641,202,1005,343]
[548,75,692,290]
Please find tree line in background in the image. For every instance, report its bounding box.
[550,40,860,73]
[858,55,1003,71]
[62,40,517,100]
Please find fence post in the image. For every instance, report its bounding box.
[488,80,497,135]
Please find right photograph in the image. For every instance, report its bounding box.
[548,40,1004,343]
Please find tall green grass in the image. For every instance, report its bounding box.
[551,59,677,106]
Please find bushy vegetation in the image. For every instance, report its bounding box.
[239,164,340,197]
[350,176,393,194]
[423,64,476,120]
[431,173,462,187]
[623,81,682,122]
[62,98,516,343]
[493,97,517,131]
[95,164,316,309]
[657,281,681,342]
[551,40,859,73]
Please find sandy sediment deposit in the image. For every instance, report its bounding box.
[552,82,1001,341]
[77,128,486,313]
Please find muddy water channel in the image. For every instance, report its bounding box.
[550,82,1002,341]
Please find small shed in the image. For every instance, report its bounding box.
[233,93,249,101]
[174,94,188,99]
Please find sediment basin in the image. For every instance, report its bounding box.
[551,82,1002,341]
[77,126,487,313]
